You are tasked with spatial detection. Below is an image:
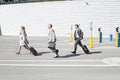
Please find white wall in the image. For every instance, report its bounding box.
[0,0,120,37]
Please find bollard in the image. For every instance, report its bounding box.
[118,39,120,47]
[98,28,102,43]
[116,33,118,47]
[100,32,102,43]
[89,35,93,48]
[119,33,120,39]
[98,32,100,43]
[69,25,73,42]
[109,34,113,41]
[0,26,2,36]
[89,22,93,48]
[118,33,120,47]
[69,33,73,42]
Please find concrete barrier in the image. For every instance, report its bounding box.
[0,1,120,37]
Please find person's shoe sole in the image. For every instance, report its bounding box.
[16,53,20,55]
[71,51,76,55]
[54,56,60,58]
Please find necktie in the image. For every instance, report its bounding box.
[74,30,77,40]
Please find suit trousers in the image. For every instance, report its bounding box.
[75,38,82,47]
[74,38,83,52]
[48,42,57,54]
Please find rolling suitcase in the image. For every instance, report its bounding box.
[82,45,90,54]
[29,47,38,56]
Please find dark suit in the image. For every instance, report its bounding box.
[74,28,83,41]
[73,28,83,54]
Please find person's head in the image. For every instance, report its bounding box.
[21,26,25,31]
[48,24,52,29]
[74,24,79,29]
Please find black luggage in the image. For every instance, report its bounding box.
[82,45,90,54]
[30,47,38,56]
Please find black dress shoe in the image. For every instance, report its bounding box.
[48,46,51,48]
[55,49,60,58]
[86,52,91,54]
[16,52,20,55]
[71,51,76,54]
[54,55,60,58]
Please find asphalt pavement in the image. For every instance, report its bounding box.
[0,36,120,80]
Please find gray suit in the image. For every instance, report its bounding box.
[48,28,59,57]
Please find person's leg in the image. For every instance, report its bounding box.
[23,45,30,53]
[79,40,89,54]
[71,39,79,54]
[16,46,22,54]
[55,49,59,58]
[78,40,83,47]
[49,48,59,58]
[78,40,86,51]
[48,42,59,58]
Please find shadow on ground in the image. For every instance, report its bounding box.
[36,52,51,56]
[89,51,102,54]
[58,51,102,58]
[32,51,102,57]
[59,54,80,58]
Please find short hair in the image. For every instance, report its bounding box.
[49,24,52,28]
[75,24,79,28]
[21,26,25,30]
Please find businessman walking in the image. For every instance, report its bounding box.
[48,24,60,58]
[71,24,89,54]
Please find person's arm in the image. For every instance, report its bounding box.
[79,29,83,40]
[22,31,26,41]
[24,31,29,44]
[77,29,82,40]
[48,30,53,43]
[48,36,52,43]
[22,31,28,43]
[51,29,56,42]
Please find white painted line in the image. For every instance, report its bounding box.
[95,47,118,49]
[0,64,120,67]
[0,59,119,67]
[0,60,102,62]
[103,57,120,65]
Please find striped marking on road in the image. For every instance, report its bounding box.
[0,64,120,67]
[0,59,119,67]
[0,59,102,62]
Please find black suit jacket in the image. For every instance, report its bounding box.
[74,28,83,40]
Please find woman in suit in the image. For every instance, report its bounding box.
[16,26,30,54]
[48,24,60,58]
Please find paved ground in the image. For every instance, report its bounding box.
[0,36,120,80]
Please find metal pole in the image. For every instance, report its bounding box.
[89,22,93,48]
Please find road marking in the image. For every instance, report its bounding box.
[0,59,102,62]
[0,59,119,67]
[103,57,120,65]
[95,47,118,49]
[0,64,120,67]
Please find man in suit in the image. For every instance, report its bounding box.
[71,24,84,54]
[48,24,60,58]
